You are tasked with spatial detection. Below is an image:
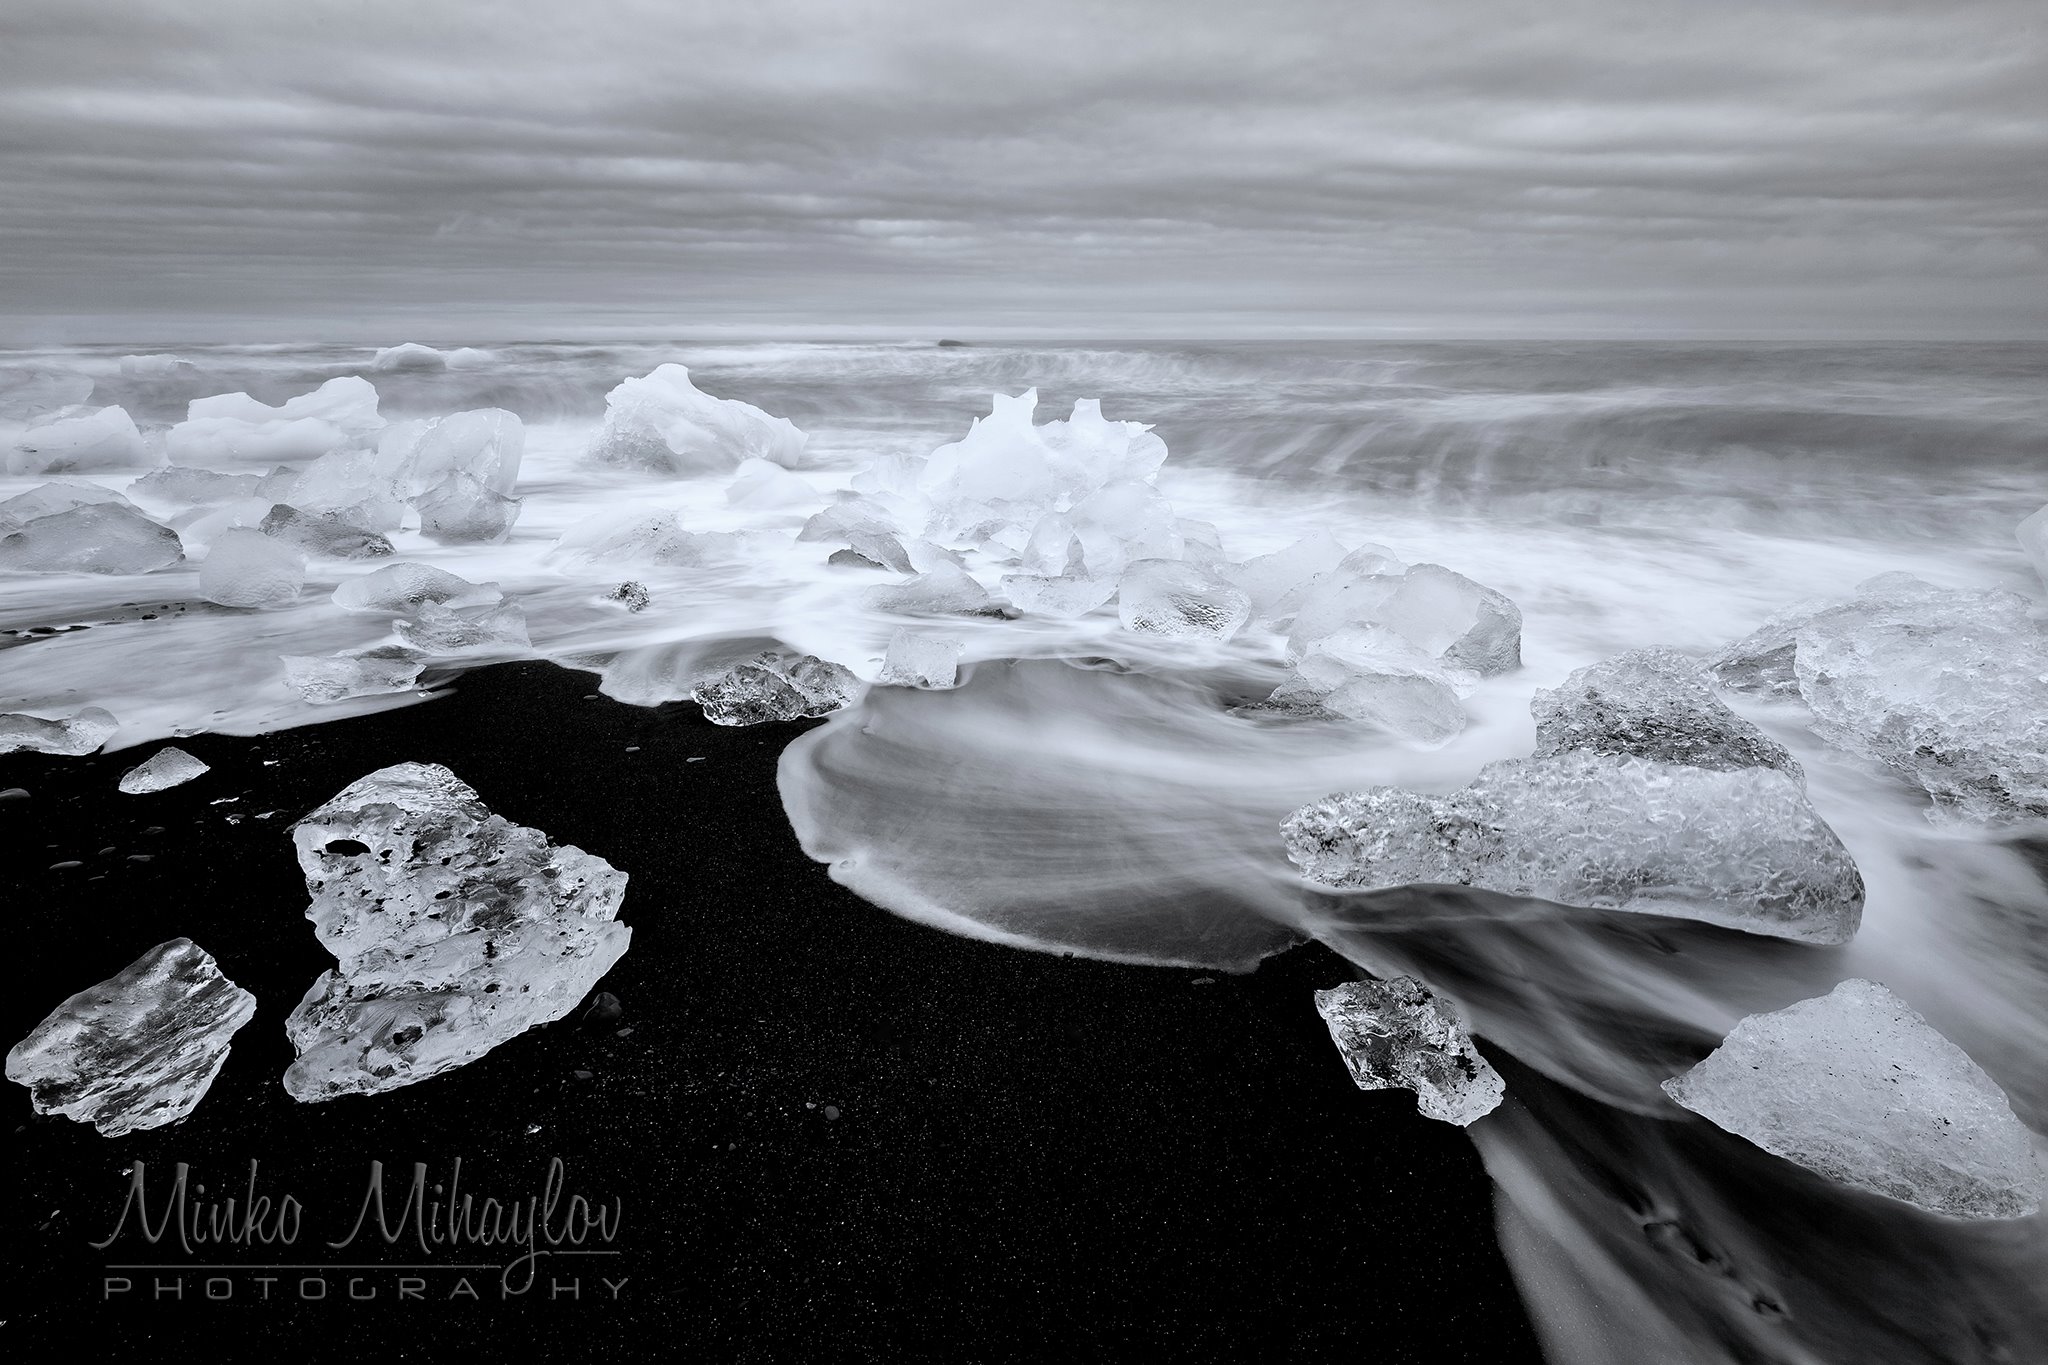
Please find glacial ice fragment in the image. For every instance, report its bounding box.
[862,562,997,617]
[726,458,816,509]
[1282,632,1467,741]
[130,465,265,507]
[282,763,630,1100]
[199,527,305,608]
[5,938,256,1136]
[588,364,806,473]
[0,503,184,574]
[415,472,522,545]
[1711,574,2048,822]
[6,406,148,475]
[1662,979,2044,1219]
[1222,533,1351,622]
[879,629,964,689]
[170,376,382,467]
[1283,752,1864,943]
[118,746,211,794]
[1,479,136,529]
[1314,977,1505,1126]
[258,503,394,559]
[1117,559,1250,640]
[0,706,118,756]
[281,646,426,703]
[607,581,651,612]
[331,561,500,613]
[1533,649,1799,778]
[370,342,450,371]
[391,600,530,653]
[692,652,861,725]
[999,573,1118,618]
[548,508,738,569]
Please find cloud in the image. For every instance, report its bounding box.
[0,0,2042,338]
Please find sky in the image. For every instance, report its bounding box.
[1,0,2043,341]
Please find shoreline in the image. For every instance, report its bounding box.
[3,660,1540,1359]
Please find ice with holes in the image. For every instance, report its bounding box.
[1315,977,1505,1127]
[281,763,630,1100]
[1663,979,2043,1219]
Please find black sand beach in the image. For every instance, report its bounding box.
[2,660,1541,1361]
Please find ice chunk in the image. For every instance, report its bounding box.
[588,364,806,473]
[606,581,651,612]
[1533,649,1799,778]
[798,496,901,544]
[0,479,135,529]
[1282,632,1467,740]
[383,408,523,496]
[170,377,382,466]
[0,367,94,422]
[119,353,193,379]
[1283,753,1864,944]
[548,508,738,569]
[7,406,148,475]
[1662,980,2043,1219]
[129,465,264,507]
[0,503,183,574]
[416,473,522,545]
[879,629,964,689]
[118,746,211,794]
[370,342,448,371]
[1370,564,1523,676]
[1117,559,1251,640]
[1314,977,1505,1126]
[2020,504,2048,588]
[1223,533,1351,622]
[282,645,426,702]
[5,939,256,1136]
[331,561,500,613]
[282,763,630,1100]
[692,652,861,726]
[726,458,817,509]
[863,562,998,617]
[258,503,394,559]
[392,600,530,653]
[198,527,305,608]
[1000,572,1118,618]
[1712,574,2048,822]
[0,706,118,756]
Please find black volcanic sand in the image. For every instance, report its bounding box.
[2,661,1541,1362]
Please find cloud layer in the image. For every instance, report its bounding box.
[2,0,2043,339]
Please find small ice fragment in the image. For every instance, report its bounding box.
[862,562,996,617]
[1117,559,1251,640]
[548,508,738,569]
[1283,753,1864,944]
[281,646,426,702]
[1532,649,1800,779]
[257,503,394,560]
[0,707,118,756]
[878,629,964,689]
[5,938,256,1136]
[1314,977,1505,1126]
[198,528,305,608]
[391,600,530,653]
[692,652,861,726]
[607,581,651,612]
[129,466,264,507]
[588,364,806,473]
[0,503,184,574]
[118,747,210,794]
[331,561,500,613]
[415,473,522,545]
[282,763,630,1100]
[370,342,450,372]
[1000,573,1117,618]
[1663,980,2044,1219]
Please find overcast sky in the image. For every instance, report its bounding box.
[2,0,2043,341]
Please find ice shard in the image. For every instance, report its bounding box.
[1663,980,2044,1219]
[1314,977,1505,1126]
[118,746,211,794]
[692,652,861,726]
[6,939,256,1136]
[1283,753,1864,944]
[283,763,630,1101]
